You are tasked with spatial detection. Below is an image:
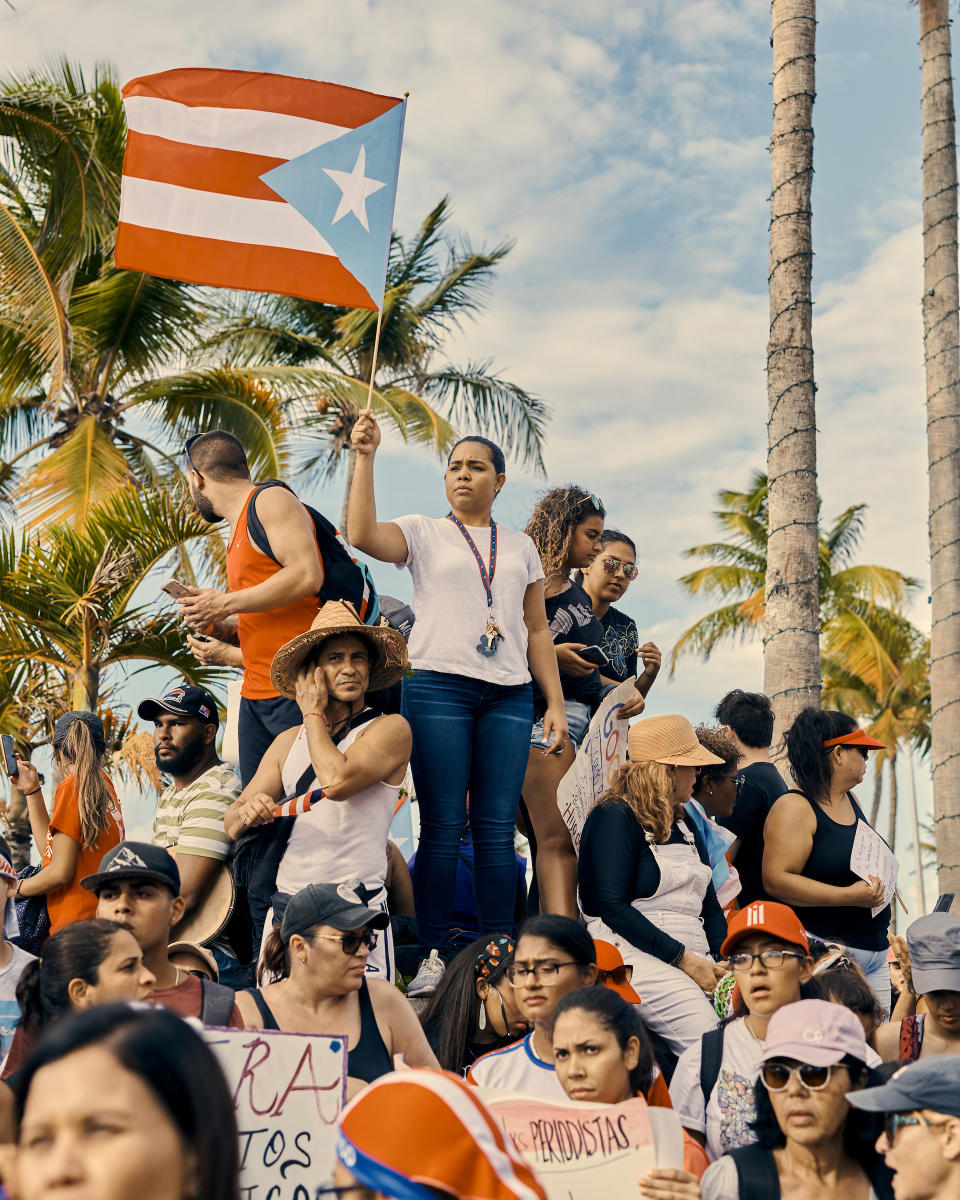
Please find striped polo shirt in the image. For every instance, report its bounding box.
[152,763,240,860]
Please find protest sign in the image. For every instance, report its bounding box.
[206,1027,346,1199]
[851,820,900,917]
[480,1092,680,1200]
[556,678,634,852]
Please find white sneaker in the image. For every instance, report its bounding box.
[406,949,445,997]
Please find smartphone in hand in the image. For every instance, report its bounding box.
[161,579,190,600]
[0,735,16,778]
[575,644,610,669]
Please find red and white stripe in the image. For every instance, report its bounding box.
[116,68,402,309]
[273,787,322,818]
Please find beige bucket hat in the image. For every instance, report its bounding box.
[270,601,409,700]
[628,714,725,767]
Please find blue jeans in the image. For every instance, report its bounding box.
[843,944,893,1020]
[402,670,533,957]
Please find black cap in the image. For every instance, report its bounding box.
[280,882,389,944]
[81,841,181,896]
[53,711,106,753]
[138,686,219,727]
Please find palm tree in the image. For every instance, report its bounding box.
[915,0,960,895]
[206,197,549,533]
[0,64,547,539]
[0,487,229,712]
[765,0,821,747]
[671,472,917,670]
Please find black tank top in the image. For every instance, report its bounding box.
[789,790,891,950]
[243,978,393,1083]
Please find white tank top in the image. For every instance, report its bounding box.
[275,720,399,896]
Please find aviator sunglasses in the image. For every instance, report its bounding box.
[600,557,639,581]
[597,963,634,986]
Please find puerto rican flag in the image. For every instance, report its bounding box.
[116,68,405,310]
[274,787,322,818]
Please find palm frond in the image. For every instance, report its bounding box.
[669,599,763,672]
[17,414,133,528]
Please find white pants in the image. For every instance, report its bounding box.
[586,916,718,1055]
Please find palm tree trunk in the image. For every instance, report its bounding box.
[71,664,98,711]
[870,760,883,828]
[919,0,960,896]
[340,447,358,541]
[907,747,928,913]
[888,752,899,934]
[763,0,821,752]
[5,782,31,870]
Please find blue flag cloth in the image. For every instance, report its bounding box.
[262,100,405,309]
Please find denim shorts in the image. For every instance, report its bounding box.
[530,698,592,751]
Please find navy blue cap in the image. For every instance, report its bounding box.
[138,685,219,727]
[53,711,105,753]
[847,1055,960,1118]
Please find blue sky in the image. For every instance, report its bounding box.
[1,0,939,907]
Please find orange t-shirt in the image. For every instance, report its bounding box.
[42,773,124,933]
[226,489,322,699]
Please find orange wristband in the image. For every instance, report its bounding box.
[305,711,329,727]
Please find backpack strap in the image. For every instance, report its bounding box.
[699,1023,726,1108]
[730,1144,781,1197]
[199,978,237,1027]
[245,481,294,565]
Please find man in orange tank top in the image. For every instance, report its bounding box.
[176,431,324,786]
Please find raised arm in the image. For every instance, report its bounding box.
[347,412,409,563]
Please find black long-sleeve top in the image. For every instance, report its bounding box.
[578,797,727,966]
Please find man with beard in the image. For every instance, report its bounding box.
[139,685,244,984]
[175,430,324,786]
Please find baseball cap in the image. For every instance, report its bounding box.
[762,999,869,1068]
[721,900,810,958]
[53,711,106,753]
[593,940,642,1004]
[847,1055,960,1118]
[138,685,219,727]
[906,913,960,995]
[280,882,389,944]
[337,1069,547,1200]
[81,842,181,896]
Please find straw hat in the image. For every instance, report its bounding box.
[628,714,725,767]
[270,601,409,700]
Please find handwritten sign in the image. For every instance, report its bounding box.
[557,678,634,852]
[851,821,899,917]
[480,1092,677,1200]
[206,1027,346,1198]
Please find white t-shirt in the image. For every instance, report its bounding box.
[0,942,35,1066]
[670,1016,885,1163]
[670,1018,761,1162]
[467,1032,567,1100]
[393,514,544,686]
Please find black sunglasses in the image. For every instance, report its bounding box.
[183,433,203,475]
[597,963,634,986]
[313,930,379,955]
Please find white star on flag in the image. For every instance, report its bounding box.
[323,145,386,232]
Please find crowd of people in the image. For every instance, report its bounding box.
[0,419,957,1199]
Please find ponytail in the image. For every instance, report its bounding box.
[784,707,860,803]
[258,926,290,985]
[17,919,122,1037]
[59,719,111,849]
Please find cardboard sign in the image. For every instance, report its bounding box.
[206,1027,346,1198]
[480,1092,665,1200]
[556,678,634,852]
[850,820,899,917]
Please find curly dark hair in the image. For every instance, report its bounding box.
[693,726,742,790]
[525,486,606,581]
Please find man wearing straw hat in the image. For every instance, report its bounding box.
[225,602,410,981]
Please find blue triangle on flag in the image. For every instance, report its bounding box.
[261,101,404,309]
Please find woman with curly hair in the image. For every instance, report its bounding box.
[685,727,744,913]
[578,715,728,1054]
[522,485,605,917]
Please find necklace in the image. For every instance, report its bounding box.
[447,514,504,657]
[744,1014,765,1046]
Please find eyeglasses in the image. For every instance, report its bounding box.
[761,1060,835,1092]
[505,960,581,985]
[313,930,378,955]
[600,557,639,581]
[730,948,804,971]
[883,1111,952,1144]
[714,772,745,792]
[183,433,203,475]
[597,964,634,986]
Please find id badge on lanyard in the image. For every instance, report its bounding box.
[447,514,504,657]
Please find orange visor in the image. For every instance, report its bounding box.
[823,730,886,750]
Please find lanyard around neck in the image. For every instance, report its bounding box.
[447,514,497,608]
